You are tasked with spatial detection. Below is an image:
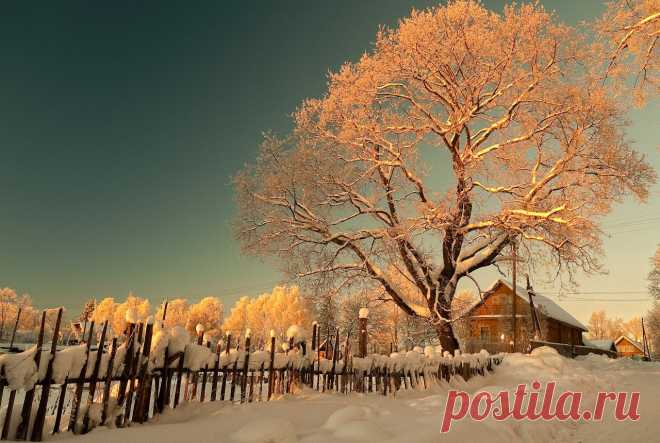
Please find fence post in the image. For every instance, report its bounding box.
[101,338,118,425]
[220,333,231,401]
[156,344,170,413]
[82,321,108,433]
[15,311,46,440]
[122,322,144,426]
[157,302,170,411]
[330,329,339,391]
[114,322,136,425]
[359,308,368,358]
[173,353,185,408]
[8,307,21,351]
[161,300,169,322]
[200,340,211,402]
[230,338,240,402]
[268,331,276,400]
[52,378,68,435]
[31,308,63,441]
[210,341,221,401]
[1,390,17,440]
[132,322,154,424]
[240,330,251,404]
[342,332,351,394]
[191,324,204,400]
[69,320,95,433]
[311,322,318,353]
[258,362,265,401]
[0,309,22,435]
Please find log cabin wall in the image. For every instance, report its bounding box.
[463,282,584,353]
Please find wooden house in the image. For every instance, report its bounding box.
[461,279,588,354]
[614,335,645,358]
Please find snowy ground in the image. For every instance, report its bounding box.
[51,348,660,443]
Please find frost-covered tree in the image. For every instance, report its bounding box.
[16,295,38,333]
[92,298,116,326]
[222,286,312,344]
[234,1,655,351]
[314,293,338,343]
[92,294,151,335]
[588,310,610,340]
[0,289,37,340]
[79,298,96,323]
[597,0,659,102]
[649,245,660,300]
[156,298,189,329]
[0,287,18,340]
[187,296,223,338]
[337,289,389,350]
[112,294,150,335]
[586,310,642,340]
[222,296,250,339]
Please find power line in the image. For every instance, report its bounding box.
[608,226,660,235]
[550,298,650,302]
[603,214,660,228]
[545,290,648,294]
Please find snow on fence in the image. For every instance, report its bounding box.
[0,308,503,441]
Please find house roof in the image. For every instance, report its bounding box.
[467,279,588,331]
[614,335,645,353]
[582,337,616,352]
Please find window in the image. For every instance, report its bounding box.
[479,326,490,342]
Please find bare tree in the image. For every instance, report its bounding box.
[234,1,655,352]
[588,310,610,340]
[649,245,660,300]
[646,302,660,357]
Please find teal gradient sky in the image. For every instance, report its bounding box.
[1,1,658,324]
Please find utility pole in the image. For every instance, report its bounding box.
[526,275,542,340]
[512,239,517,352]
[641,318,650,360]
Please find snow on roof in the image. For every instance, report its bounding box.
[614,335,645,353]
[582,338,616,351]
[470,279,588,331]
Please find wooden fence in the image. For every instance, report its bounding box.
[0,309,503,441]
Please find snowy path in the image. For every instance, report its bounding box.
[51,349,660,443]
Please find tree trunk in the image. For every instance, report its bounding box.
[433,320,460,355]
[426,278,461,354]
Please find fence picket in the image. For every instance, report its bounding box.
[101,338,118,425]
[31,308,64,441]
[69,321,95,434]
[82,321,108,433]
[16,311,46,440]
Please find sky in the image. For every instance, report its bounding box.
[1,1,658,325]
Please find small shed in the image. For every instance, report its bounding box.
[614,335,645,358]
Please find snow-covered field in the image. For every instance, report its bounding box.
[49,347,660,443]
